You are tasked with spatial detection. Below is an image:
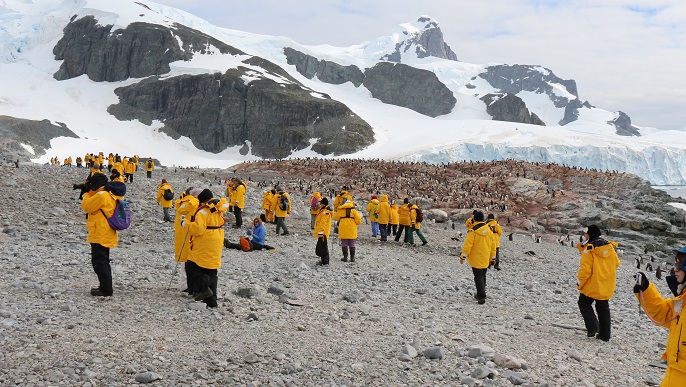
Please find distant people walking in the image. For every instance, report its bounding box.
[576,225,620,342]
[80,174,126,297]
[145,158,154,178]
[394,198,411,243]
[156,179,174,222]
[313,198,333,265]
[460,211,495,304]
[273,187,291,236]
[333,199,362,262]
[486,214,503,270]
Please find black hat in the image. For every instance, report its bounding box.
[403,198,409,204]
[275,186,284,192]
[487,213,495,220]
[198,189,213,203]
[473,211,485,222]
[89,173,108,191]
[320,197,329,206]
[586,225,601,240]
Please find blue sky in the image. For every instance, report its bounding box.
[153,0,686,132]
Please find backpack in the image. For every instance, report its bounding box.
[279,195,289,211]
[415,207,424,223]
[239,237,252,252]
[163,189,174,201]
[372,204,379,218]
[101,200,131,231]
[311,196,319,211]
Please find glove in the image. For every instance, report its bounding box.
[633,272,649,293]
[459,254,467,264]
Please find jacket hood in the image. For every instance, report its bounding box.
[472,222,490,237]
[380,194,389,202]
[340,201,355,210]
[104,181,126,196]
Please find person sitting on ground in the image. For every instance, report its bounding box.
[224,217,275,251]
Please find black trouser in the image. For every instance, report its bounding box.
[125,173,133,183]
[472,267,487,300]
[316,237,329,265]
[388,224,397,236]
[146,171,152,178]
[91,243,113,295]
[578,293,611,340]
[163,207,171,221]
[234,207,242,228]
[394,225,409,242]
[184,262,193,292]
[276,217,288,234]
[107,165,112,172]
[186,260,218,307]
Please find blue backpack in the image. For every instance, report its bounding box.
[101,199,131,230]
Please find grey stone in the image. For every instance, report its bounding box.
[402,343,418,358]
[423,346,444,359]
[471,366,491,379]
[134,371,160,383]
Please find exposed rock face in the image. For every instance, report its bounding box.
[479,65,582,125]
[609,111,641,136]
[108,69,374,158]
[53,16,242,82]
[0,116,77,160]
[381,16,458,62]
[480,93,545,125]
[283,47,364,86]
[363,62,456,117]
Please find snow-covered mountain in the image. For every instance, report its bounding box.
[1,0,686,185]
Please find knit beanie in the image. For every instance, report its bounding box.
[473,211,485,222]
[197,189,213,203]
[586,225,601,240]
[89,173,108,191]
[320,197,329,206]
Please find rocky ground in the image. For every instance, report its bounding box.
[0,162,680,386]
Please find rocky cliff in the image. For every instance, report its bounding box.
[0,116,77,160]
[480,93,545,125]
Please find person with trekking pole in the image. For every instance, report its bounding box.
[170,188,200,293]
[634,245,686,386]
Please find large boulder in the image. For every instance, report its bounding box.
[480,93,545,125]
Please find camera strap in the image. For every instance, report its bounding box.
[637,291,679,325]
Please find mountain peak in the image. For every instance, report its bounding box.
[371,15,458,63]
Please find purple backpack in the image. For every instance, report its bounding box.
[101,199,131,230]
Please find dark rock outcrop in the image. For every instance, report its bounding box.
[0,116,77,160]
[609,111,641,136]
[381,16,458,62]
[283,47,364,86]
[479,65,579,125]
[108,69,374,158]
[53,16,242,82]
[363,62,456,117]
[480,93,545,125]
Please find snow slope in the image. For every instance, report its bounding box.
[1,0,686,184]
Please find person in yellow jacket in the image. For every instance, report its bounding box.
[145,158,154,178]
[262,189,275,223]
[309,191,322,230]
[182,189,226,308]
[576,225,620,341]
[272,187,292,235]
[174,188,201,293]
[394,198,412,243]
[486,214,503,270]
[156,179,174,222]
[229,178,247,228]
[460,211,496,304]
[333,187,353,212]
[80,174,126,297]
[124,158,136,183]
[366,195,380,238]
[375,194,392,242]
[333,200,362,262]
[409,203,428,246]
[313,197,333,265]
[389,201,400,237]
[634,246,686,386]
[465,210,477,230]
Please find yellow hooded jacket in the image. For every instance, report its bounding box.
[174,194,199,262]
[576,239,620,300]
[461,222,496,269]
[366,198,380,221]
[635,283,686,386]
[156,183,173,209]
[410,204,423,230]
[333,201,362,239]
[312,206,333,239]
[375,195,392,224]
[390,204,400,225]
[262,191,273,210]
[333,190,353,212]
[486,219,503,248]
[231,181,246,209]
[398,203,411,226]
[81,189,121,248]
[186,199,226,270]
[273,192,291,218]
